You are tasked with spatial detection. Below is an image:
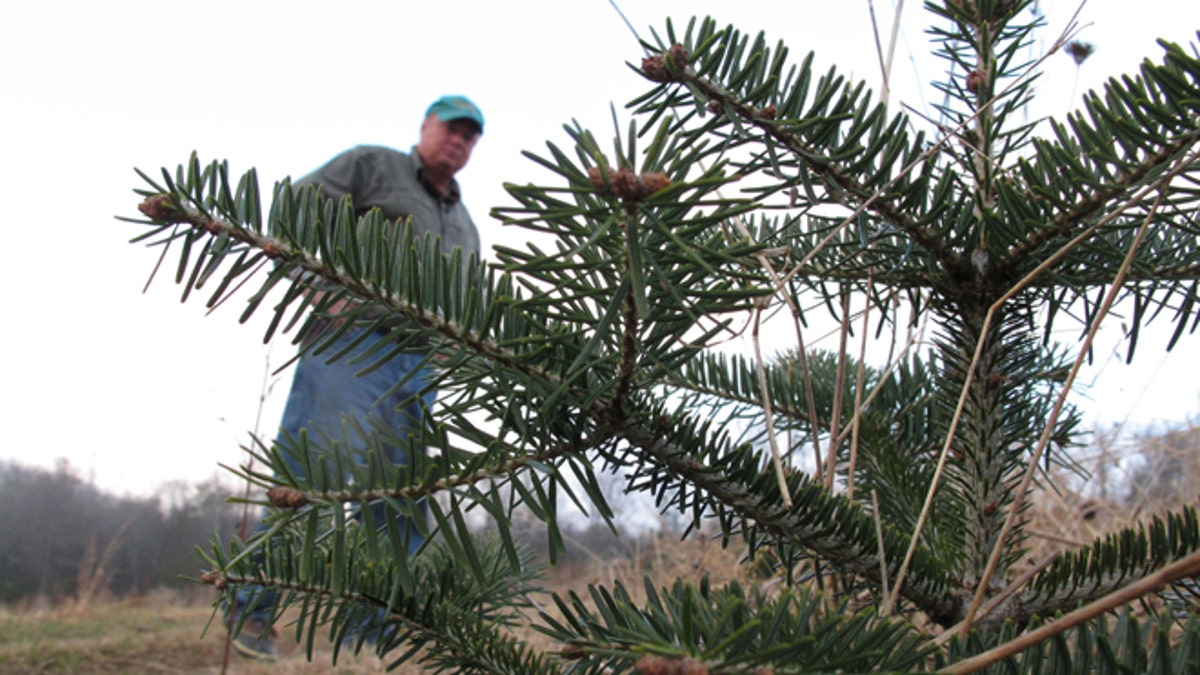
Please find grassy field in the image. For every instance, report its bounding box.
[0,535,737,674]
[0,592,420,674]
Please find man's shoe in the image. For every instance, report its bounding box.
[226,612,279,661]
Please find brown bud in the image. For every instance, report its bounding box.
[260,239,282,259]
[641,44,690,83]
[667,44,690,69]
[590,166,671,201]
[1065,40,1095,66]
[587,166,606,189]
[640,172,671,195]
[989,0,1020,21]
[138,194,182,222]
[200,571,228,590]
[965,69,986,94]
[641,55,671,82]
[759,104,777,119]
[705,99,721,115]
[267,486,309,509]
[610,167,642,201]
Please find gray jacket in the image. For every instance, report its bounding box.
[295,144,480,259]
[293,145,480,332]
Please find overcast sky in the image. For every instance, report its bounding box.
[3,0,1199,497]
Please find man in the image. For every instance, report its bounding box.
[227,95,484,661]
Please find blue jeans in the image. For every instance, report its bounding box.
[235,324,435,617]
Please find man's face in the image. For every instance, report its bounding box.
[417,115,480,176]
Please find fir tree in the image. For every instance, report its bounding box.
[126,2,1200,672]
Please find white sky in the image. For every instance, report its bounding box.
[2,0,1199,497]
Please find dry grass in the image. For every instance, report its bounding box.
[1025,422,1200,564]
[0,534,738,675]
[0,588,413,674]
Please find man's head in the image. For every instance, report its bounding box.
[426,95,484,134]
[416,95,483,185]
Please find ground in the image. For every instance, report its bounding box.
[0,593,419,674]
[0,531,740,674]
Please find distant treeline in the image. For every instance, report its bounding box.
[0,459,651,606]
[0,460,246,604]
[4,421,1193,606]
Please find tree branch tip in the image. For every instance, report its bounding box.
[137,194,184,223]
[199,570,228,590]
[640,44,691,83]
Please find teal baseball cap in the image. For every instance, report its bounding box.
[426,95,484,133]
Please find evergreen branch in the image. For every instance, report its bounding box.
[538,578,931,673]
[719,204,831,500]
[1005,127,1200,266]
[667,65,960,279]
[635,13,1087,292]
[244,436,585,510]
[961,183,1165,635]
[1020,508,1200,620]
[947,549,1200,674]
[886,301,1069,618]
[1003,38,1200,265]
[670,348,948,542]
[936,608,1200,674]
[211,536,562,673]
[135,185,577,394]
[613,405,962,625]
